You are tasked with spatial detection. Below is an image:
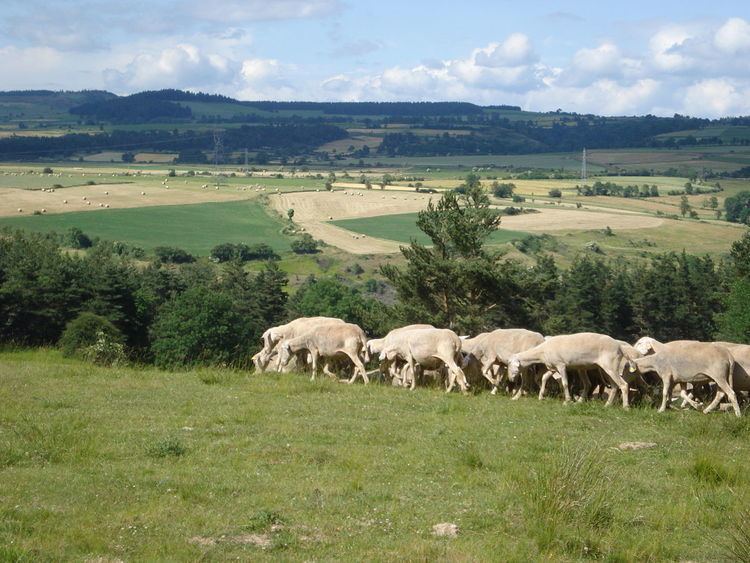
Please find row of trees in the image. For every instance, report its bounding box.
[1,189,749,369]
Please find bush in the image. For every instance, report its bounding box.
[725,191,750,225]
[66,227,93,249]
[154,246,195,264]
[492,181,515,198]
[82,330,126,366]
[59,312,124,358]
[291,233,319,254]
[549,188,562,198]
[210,242,279,263]
[150,287,253,368]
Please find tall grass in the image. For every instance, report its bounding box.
[525,445,614,557]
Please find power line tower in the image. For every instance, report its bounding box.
[212,129,224,186]
[581,147,587,182]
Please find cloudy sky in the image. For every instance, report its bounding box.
[1,0,749,117]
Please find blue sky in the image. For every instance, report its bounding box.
[1,0,749,116]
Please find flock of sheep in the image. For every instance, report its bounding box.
[253,317,750,417]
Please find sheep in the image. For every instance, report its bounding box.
[368,325,434,385]
[509,333,634,407]
[277,322,369,383]
[634,337,740,417]
[261,317,346,366]
[379,328,468,393]
[462,328,545,395]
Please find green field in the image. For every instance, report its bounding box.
[332,212,528,246]
[0,200,290,255]
[1,349,749,561]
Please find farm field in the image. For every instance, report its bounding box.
[1,349,749,561]
[0,200,290,255]
[333,212,529,246]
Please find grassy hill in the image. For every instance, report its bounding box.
[1,349,749,561]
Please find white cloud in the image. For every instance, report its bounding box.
[714,17,750,54]
[526,78,661,116]
[649,25,693,71]
[104,45,236,91]
[474,33,537,67]
[682,79,750,118]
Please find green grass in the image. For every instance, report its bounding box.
[1,349,749,560]
[332,212,528,245]
[0,200,290,255]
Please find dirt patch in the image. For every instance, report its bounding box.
[0,184,250,217]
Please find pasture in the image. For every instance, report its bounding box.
[0,200,290,255]
[1,349,749,561]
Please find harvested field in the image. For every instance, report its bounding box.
[270,188,665,253]
[0,184,249,217]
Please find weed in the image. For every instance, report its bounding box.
[245,510,284,533]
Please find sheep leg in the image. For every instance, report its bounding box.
[408,356,420,391]
[445,357,468,393]
[538,370,554,400]
[480,359,498,393]
[679,389,702,410]
[703,390,726,414]
[323,362,338,379]
[577,370,591,402]
[310,352,319,381]
[705,374,741,417]
[658,376,673,413]
[557,365,572,404]
[345,351,368,384]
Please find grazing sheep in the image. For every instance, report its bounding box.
[633,337,740,417]
[379,328,468,393]
[462,328,545,395]
[509,333,634,407]
[278,322,369,383]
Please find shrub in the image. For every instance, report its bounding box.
[42,167,53,174]
[725,191,750,225]
[59,312,124,358]
[291,233,319,254]
[66,227,93,249]
[548,188,562,198]
[154,246,195,264]
[492,181,515,198]
[150,287,253,368]
[82,330,126,366]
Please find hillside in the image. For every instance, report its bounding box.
[2,90,750,168]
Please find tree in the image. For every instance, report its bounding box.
[122,152,135,163]
[725,191,750,224]
[679,195,690,217]
[154,246,195,264]
[290,233,319,254]
[59,312,124,358]
[650,185,660,197]
[684,182,694,195]
[729,232,750,278]
[150,286,253,368]
[287,208,295,221]
[491,181,515,198]
[716,278,750,343]
[66,227,93,249]
[381,184,503,332]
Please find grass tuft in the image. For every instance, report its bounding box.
[525,445,613,556]
[721,508,750,563]
[146,436,186,458]
[691,455,733,486]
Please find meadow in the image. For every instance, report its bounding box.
[1,349,749,561]
[0,200,290,255]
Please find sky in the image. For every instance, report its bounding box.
[1,0,750,117]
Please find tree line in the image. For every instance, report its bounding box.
[0,124,348,161]
[1,191,749,368]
